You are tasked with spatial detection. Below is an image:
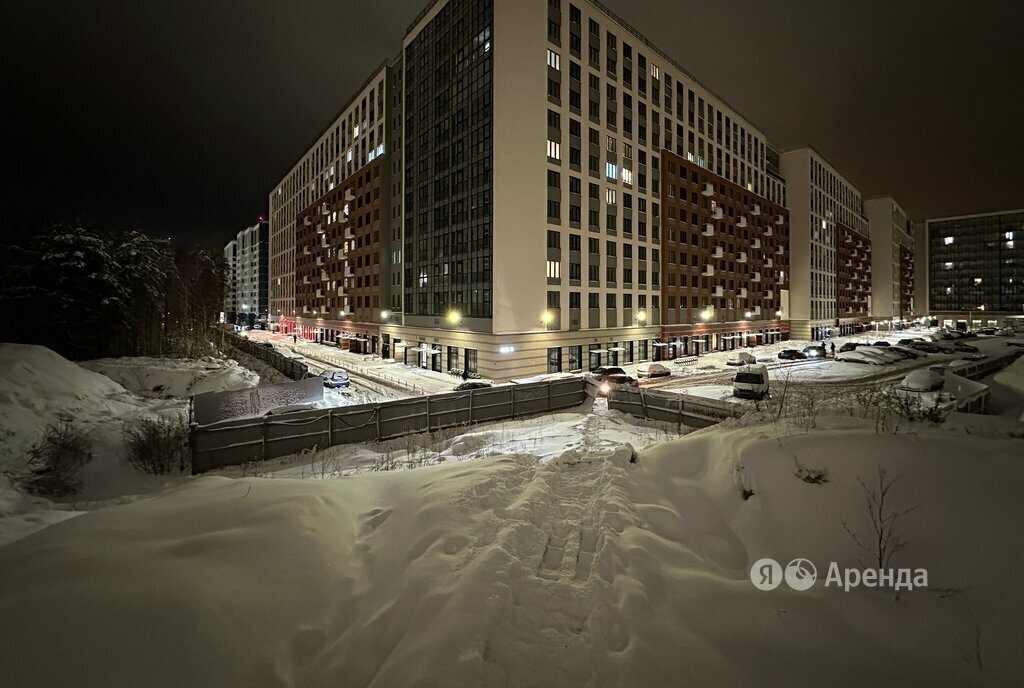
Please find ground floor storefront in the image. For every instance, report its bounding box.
[658,320,788,361]
[277,317,381,355]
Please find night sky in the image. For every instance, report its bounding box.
[4,0,1022,247]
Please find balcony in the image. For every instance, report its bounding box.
[302,217,312,226]
[751,272,762,282]
[703,265,715,277]
[751,204,761,216]
[737,252,748,263]
[764,291,773,300]
[712,285,724,297]
[344,189,355,201]
[320,204,330,216]
[320,270,330,282]
[775,214,784,225]
[302,246,311,255]
[702,182,714,196]
[344,265,355,278]
[315,288,323,298]
[712,207,724,220]
[337,287,346,297]
[702,223,715,236]
[765,258,773,268]
[738,287,748,298]
[764,226,773,237]
[751,238,761,249]
[776,246,784,254]
[845,235,852,243]
[737,216,748,228]
[302,276,310,285]
[712,246,723,259]
[845,259,853,267]
[316,256,324,266]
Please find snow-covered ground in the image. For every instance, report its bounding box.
[2,341,1024,686]
[1,415,1023,686]
[80,355,259,398]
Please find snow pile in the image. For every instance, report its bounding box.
[993,353,1024,397]
[2,422,1022,686]
[0,344,144,472]
[81,356,259,398]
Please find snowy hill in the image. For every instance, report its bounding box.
[1,421,1021,687]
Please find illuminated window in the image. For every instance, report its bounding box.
[546,260,560,278]
[605,162,617,180]
[547,49,560,70]
[547,140,561,160]
[621,168,633,185]
[944,236,954,245]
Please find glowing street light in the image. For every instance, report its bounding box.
[700,307,713,322]
[635,310,648,323]
[446,310,462,325]
[381,310,391,320]
[541,310,555,325]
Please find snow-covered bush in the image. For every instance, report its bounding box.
[123,416,189,474]
[13,414,92,497]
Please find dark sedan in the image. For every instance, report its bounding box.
[454,381,493,391]
[777,349,806,360]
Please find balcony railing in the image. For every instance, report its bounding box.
[712,207,724,220]
[702,223,715,236]
[702,182,714,196]
[737,216,748,228]
[751,204,761,216]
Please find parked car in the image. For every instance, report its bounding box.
[596,374,638,397]
[908,341,943,354]
[996,328,1015,336]
[264,403,316,416]
[898,369,945,393]
[835,350,887,365]
[889,346,921,360]
[872,340,891,347]
[952,341,980,353]
[322,370,350,388]
[777,349,806,360]
[732,364,770,400]
[962,353,988,361]
[839,342,863,353]
[802,345,827,359]
[962,331,978,338]
[454,381,493,391]
[978,328,997,335]
[636,362,671,378]
[857,346,903,363]
[726,351,758,366]
[1006,340,1024,348]
[320,340,340,348]
[589,366,627,381]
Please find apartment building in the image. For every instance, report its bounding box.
[223,239,237,321]
[373,0,788,379]
[222,221,269,327]
[835,222,871,333]
[660,150,789,356]
[779,146,869,340]
[294,157,391,354]
[865,196,914,324]
[918,209,1024,329]
[268,60,401,331]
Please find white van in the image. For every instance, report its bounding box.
[733,364,770,400]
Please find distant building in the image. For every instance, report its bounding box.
[780,146,871,339]
[865,196,915,323]
[223,221,269,326]
[918,209,1024,329]
[223,239,238,321]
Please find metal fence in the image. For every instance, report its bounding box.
[608,385,747,427]
[191,377,588,473]
[222,329,310,380]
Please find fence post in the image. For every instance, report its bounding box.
[375,407,382,440]
[678,396,684,427]
[547,381,552,411]
[640,388,648,419]
[425,396,431,432]
[327,408,333,447]
[510,384,516,418]
[261,416,268,460]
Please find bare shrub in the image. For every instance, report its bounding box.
[14,414,93,497]
[123,415,189,474]
[841,465,917,569]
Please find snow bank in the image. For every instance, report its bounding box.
[81,355,259,398]
[993,353,1024,396]
[2,422,1022,686]
[0,344,142,471]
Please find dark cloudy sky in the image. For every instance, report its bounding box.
[3,0,1022,246]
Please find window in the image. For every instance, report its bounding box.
[944,236,954,245]
[621,168,633,185]
[605,162,617,180]
[547,140,561,160]
[547,49,561,70]
[547,260,561,278]
[607,136,616,152]
[606,188,616,205]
